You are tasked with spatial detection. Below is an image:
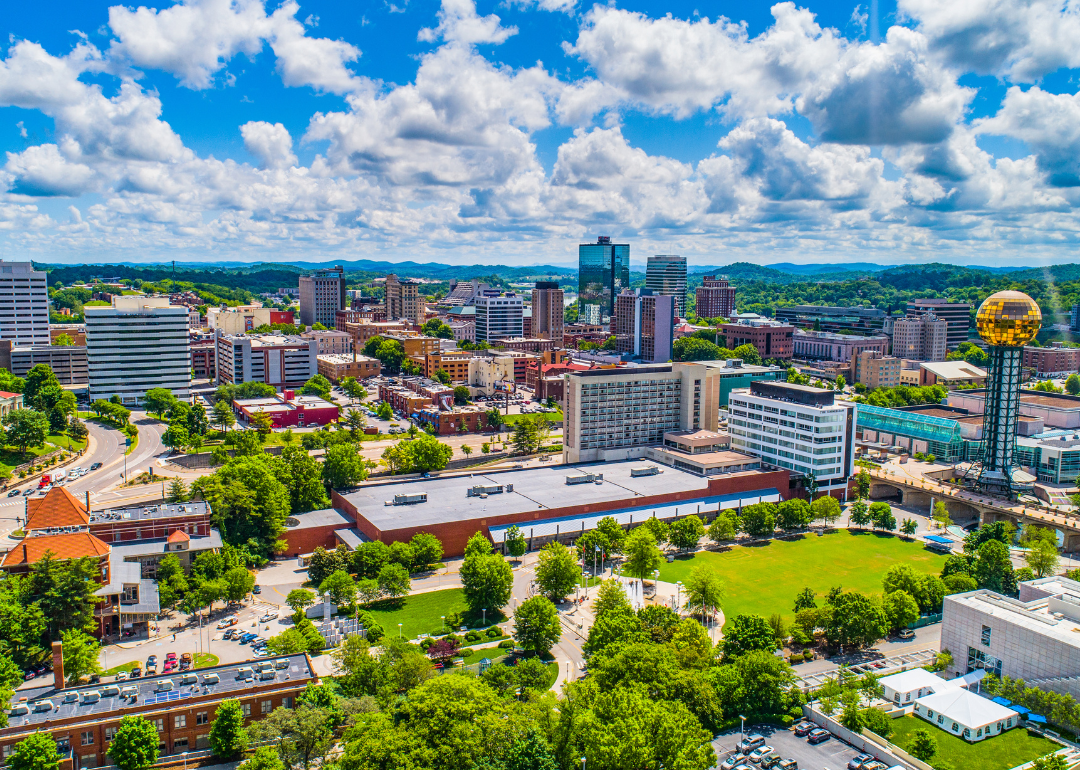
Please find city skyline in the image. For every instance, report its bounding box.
[2,0,1080,266]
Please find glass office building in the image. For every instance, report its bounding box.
[578,236,629,324]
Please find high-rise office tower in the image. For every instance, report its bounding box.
[299,266,346,328]
[906,298,971,348]
[645,255,687,318]
[614,289,675,364]
[578,236,629,325]
[531,281,564,345]
[85,297,191,404]
[891,312,948,361]
[474,292,524,343]
[384,274,422,325]
[0,261,49,346]
[695,276,736,319]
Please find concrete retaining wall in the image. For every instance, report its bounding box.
[803,704,931,770]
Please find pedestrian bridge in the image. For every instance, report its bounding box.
[866,467,1080,551]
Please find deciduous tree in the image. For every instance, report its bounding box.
[209,698,249,759]
[514,596,562,655]
[535,542,579,602]
[108,716,160,770]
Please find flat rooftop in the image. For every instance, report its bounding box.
[342,460,722,531]
[10,653,314,729]
[945,588,1080,648]
[90,501,210,525]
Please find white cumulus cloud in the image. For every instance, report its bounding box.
[241,121,298,169]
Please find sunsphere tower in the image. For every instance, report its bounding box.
[965,290,1042,497]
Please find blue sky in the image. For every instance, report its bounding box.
[1,0,1080,267]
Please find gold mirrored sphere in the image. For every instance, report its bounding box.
[976,290,1042,347]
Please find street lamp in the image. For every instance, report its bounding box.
[441,615,446,634]
[182,752,188,770]
[581,757,586,770]
[739,715,746,744]
[482,608,487,626]
[398,623,403,638]
[676,581,682,612]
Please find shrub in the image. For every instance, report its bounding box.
[465,630,482,643]
[461,648,475,659]
[446,633,462,646]
[486,626,502,638]
[781,715,794,726]
[420,637,434,650]
[498,639,514,649]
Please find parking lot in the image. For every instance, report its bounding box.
[713,723,865,770]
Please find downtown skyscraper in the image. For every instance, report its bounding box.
[577,236,629,325]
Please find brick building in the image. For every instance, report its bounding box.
[498,337,559,353]
[413,406,488,435]
[793,329,889,362]
[0,651,316,768]
[317,354,381,382]
[332,459,790,557]
[417,350,474,382]
[695,276,736,319]
[233,391,339,428]
[719,320,794,361]
[1023,345,1080,377]
[851,350,902,389]
[190,339,216,379]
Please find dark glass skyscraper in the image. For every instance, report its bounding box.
[578,236,629,324]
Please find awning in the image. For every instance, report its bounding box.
[1027,714,1046,724]
[1013,705,1031,716]
[487,488,782,543]
[925,535,953,545]
[991,697,1013,707]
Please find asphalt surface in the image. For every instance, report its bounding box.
[714,723,864,770]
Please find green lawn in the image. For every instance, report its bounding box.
[501,407,563,427]
[0,434,88,475]
[362,588,506,640]
[889,714,1060,770]
[656,530,948,626]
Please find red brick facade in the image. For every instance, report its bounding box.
[333,468,793,557]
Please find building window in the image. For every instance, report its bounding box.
[283,697,294,709]
[82,755,97,769]
[174,738,189,752]
[261,699,273,714]
[174,715,186,729]
[963,728,970,738]
[937,715,944,724]
[196,711,209,725]
[82,731,95,746]
[927,710,934,719]
[154,719,164,733]
[105,727,117,742]
[242,703,251,716]
[2,745,12,759]
[981,625,992,646]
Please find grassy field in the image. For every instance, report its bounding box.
[889,714,1060,770]
[363,588,507,639]
[656,530,948,626]
[0,433,88,475]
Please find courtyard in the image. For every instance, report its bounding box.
[889,714,1061,770]
[656,529,949,626]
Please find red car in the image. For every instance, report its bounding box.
[165,652,177,662]
[163,661,178,673]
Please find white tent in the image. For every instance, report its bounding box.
[913,688,1018,742]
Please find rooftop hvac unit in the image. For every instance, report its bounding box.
[566,473,603,485]
[387,493,428,506]
[630,466,660,477]
[467,484,504,497]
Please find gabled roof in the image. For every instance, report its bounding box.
[0,391,20,399]
[1,532,110,567]
[916,688,1017,729]
[879,668,948,694]
[167,529,190,543]
[25,487,90,531]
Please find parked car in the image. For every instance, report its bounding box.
[22,670,34,681]
[793,721,815,737]
[165,652,177,662]
[861,763,888,770]
[807,729,831,745]
[777,761,798,770]
[179,659,192,671]
[223,629,237,640]
[721,756,745,770]
[737,735,766,754]
[217,617,238,629]
[260,612,277,623]
[253,648,270,657]
[759,757,782,770]
[898,628,915,639]
[180,652,192,664]
[163,661,177,673]
[848,754,874,769]
[146,655,157,667]
[747,746,773,764]
[130,667,141,678]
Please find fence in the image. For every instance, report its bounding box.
[803,704,930,770]
[909,613,943,629]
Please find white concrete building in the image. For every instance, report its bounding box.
[940,578,1080,699]
[85,297,191,404]
[728,381,855,492]
[215,331,318,389]
[0,260,49,346]
[563,363,720,464]
[474,293,523,343]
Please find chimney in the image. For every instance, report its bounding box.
[52,641,65,690]
[85,491,90,512]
